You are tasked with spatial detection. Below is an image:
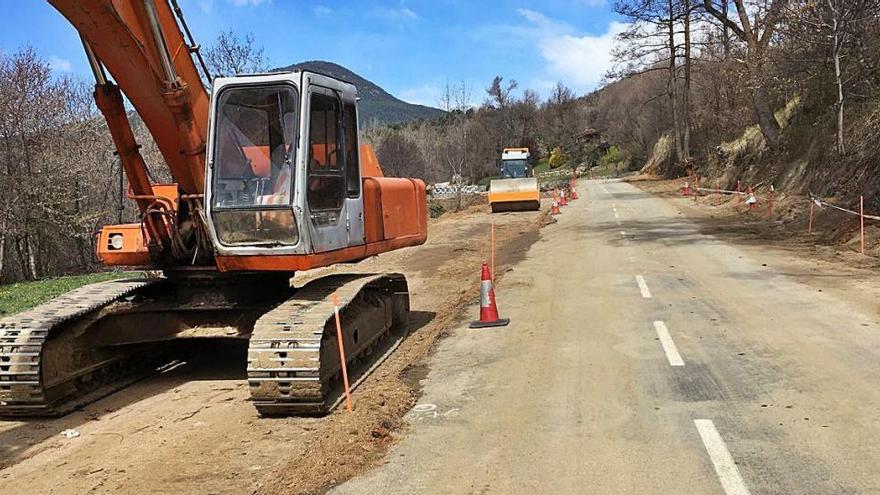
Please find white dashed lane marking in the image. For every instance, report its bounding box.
[694,419,751,495]
[635,275,652,298]
[652,321,684,366]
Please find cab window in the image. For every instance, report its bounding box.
[344,103,360,198]
[307,92,344,226]
[211,84,298,246]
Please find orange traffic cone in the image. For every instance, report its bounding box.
[682,181,690,196]
[560,189,568,206]
[469,263,510,328]
[551,190,561,215]
[571,187,579,200]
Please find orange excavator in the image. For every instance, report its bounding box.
[0,0,427,416]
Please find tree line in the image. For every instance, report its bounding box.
[0,31,272,284]
[608,0,880,178]
[0,48,159,283]
[366,77,599,186]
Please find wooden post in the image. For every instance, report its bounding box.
[490,222,496,282]
[768,185,774,219]
[332,292,353,412]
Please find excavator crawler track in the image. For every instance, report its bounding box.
[247,273,410,416]
[0,278,164,417]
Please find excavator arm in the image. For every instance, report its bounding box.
[49,0,209,195]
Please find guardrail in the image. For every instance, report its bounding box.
[536,169,573,180]
[429,185,485,197]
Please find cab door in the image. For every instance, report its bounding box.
[303,75,364,252]
[341,98,365,246]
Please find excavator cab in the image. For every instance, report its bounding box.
[205,72,362,254]
[204,70,427,272]
[209,81,299,245]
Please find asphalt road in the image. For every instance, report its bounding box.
[333,179,880,494]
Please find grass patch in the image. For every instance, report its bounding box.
[532,158,552,175]
[0,271,138,316]
[720,97,802,159]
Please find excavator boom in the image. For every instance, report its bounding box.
[50,0,209,194]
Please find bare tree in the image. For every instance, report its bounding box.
[203,30,269,78]
[441,82,474,208]
[485,76,518,109]
[786,0,880,155]
[703,0,785,148]
[0,48,126,282]
[376,133,426,178]
[681,0,693,161]
[613,0,691,163]
[540,82,580,158]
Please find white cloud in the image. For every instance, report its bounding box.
[528,78,558,94]
[194,0,269,12]
[538,22,627,89]
[48,56,72,73]
[400,84,441,107]
[375,6,419,22]
[400,7,419,19]
[229,0,270,6]
[313,5,333,17]
[516,8,551,26]
[516,10,626,90]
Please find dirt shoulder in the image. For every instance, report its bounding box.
[0,203,549,495]
[627,176,880,312]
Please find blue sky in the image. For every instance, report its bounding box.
[2,0,623,106]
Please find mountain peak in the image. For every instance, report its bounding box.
[272,60,444,127]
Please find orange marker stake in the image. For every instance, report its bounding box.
[861,195,865,255]
[808,201,815,234]
[332,292,353,412]
[490,222,496,282]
